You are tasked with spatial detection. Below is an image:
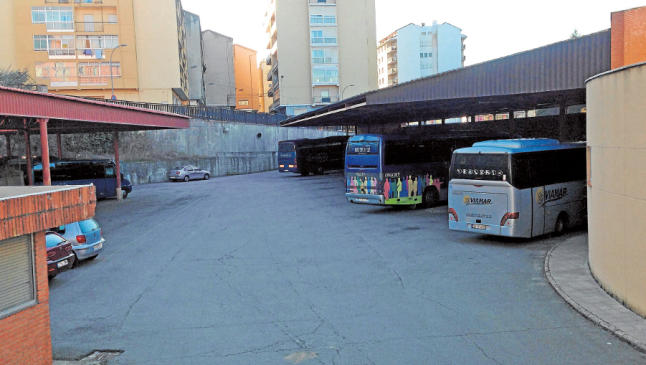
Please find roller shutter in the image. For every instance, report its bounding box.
[0,235,35,318]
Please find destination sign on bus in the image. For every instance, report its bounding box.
[454,168,504,177]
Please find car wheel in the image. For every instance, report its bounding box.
[122,190,128,199]
[72,253,80,268]
[554,213,568,235]
[204,174,209,180]
[184,175,190,182]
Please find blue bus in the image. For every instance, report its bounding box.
[278,136,348,176]
[34,160,133,199]
[448,139,586,237]
[345,134,463,208]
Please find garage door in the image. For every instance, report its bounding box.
[0,235,35,318]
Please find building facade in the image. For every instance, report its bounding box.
[259,62,273,113]
[202,30,235,107]
[377,22,466,88]
[183,10,206,105]
[0,0,189,104]
[587,6,646,318]
[264,0,377,116]
[233,44,261,111]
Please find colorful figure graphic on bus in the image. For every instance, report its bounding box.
[383,178,390,200]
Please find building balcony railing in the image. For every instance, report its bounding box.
[309,0,336,4]
[387,57,397,64]
[311,38,337,46]
[46,0,105,4]
[311,57,337,65]
[75,22,117,32]
[313,96,339,104]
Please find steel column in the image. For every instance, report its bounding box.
[38,119,51,186]
[113,131,122,200]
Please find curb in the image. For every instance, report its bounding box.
[544,240,646,353]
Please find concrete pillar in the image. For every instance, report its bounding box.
[38,119,51,186]
[56,133,63,159]
[113,131,122,200]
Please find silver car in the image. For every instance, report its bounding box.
[52,218,105,263]
[169,165,210,182]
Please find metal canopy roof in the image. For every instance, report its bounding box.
[282,30,610,127]
[0,86,190,135]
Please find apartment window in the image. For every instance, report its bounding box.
[78,62,120,85]
[311,30,336,44]
[35,62,78,87]
[312,68,338,84]
[107,14,118,24]
[77,35,119,58]
[32,7,74,31]
[239,100,249,106]
[311,48,337,64]
[33,35,75,57]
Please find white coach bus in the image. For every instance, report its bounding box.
[448,139,586,238]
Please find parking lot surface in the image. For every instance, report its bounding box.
[49,172,646,364]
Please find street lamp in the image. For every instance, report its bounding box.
[341,83,355,101]
[109,44,128,100]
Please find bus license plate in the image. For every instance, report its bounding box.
[57,260,68,268]
[472,224,487,230]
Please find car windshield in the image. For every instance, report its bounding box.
[79,219,100,233]
[173,167,181,170]
[46,233,66,248]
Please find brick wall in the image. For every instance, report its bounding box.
[611,6,646,69]
[0,186,96,365]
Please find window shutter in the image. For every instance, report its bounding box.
[0,235,35,317]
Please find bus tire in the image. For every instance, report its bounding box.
[315,165,324,175]
[422,187,439,208]
[554,213,569,235]
[300,169,309,176]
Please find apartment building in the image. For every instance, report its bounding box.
[377,22,466,88]
[233,44,262,111]
[259,62,272,113]
[264,0,377,116]
[0,0,189,104]
[184,10,206,105]
[202,30,235,107]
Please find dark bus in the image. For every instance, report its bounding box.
[278,136,348,176]
[34,159,133,199]
[345,134,472,208]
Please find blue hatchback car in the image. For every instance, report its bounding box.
[52,218,105,263]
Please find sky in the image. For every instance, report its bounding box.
[181,0,645,66]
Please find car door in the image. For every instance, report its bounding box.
[184,166,193,180]
[190,166,200,179]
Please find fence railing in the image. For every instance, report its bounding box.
[93,98,288,125]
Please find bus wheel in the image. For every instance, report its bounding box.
[554,213,569,235]
[315,165,324,175]
[300,169,309,176]
[422,187,439,208]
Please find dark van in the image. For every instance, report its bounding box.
[34,160,133,199]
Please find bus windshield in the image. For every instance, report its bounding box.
[450,153,509,182]
[278,143,295,152]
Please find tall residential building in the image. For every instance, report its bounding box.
[0,0,190,104]
[259,62,273,113]
[183,10,206,105]
[377,22,466,88]
[264,0,377,116]
[202,30,235,107]
[233,45,262,111]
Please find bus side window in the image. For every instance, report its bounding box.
[105,166,115,178]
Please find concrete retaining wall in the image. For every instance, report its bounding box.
[116,119,343,184]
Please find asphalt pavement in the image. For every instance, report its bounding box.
[49,171,646,364]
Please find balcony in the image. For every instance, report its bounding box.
[311,57,337,65]
[311,37,337,46]
[309,0,336,4]
[45,0,105,4]
[312,95,339,105]
[387,57,397,64]
[75,22,117,32]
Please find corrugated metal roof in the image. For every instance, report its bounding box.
[282,30,610,127]
[369,30,610,104]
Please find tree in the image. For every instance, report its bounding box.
[570,29,581,39]
[0,68,37,90]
